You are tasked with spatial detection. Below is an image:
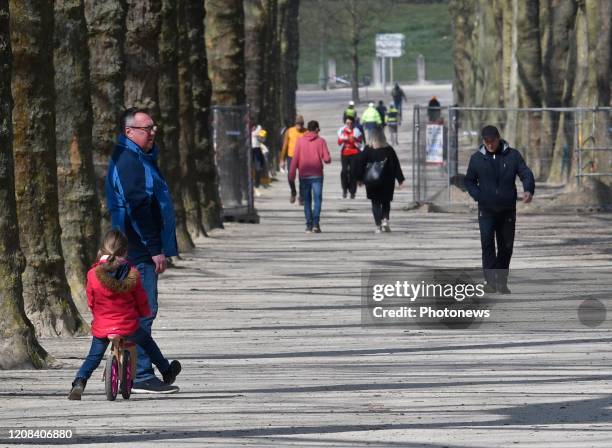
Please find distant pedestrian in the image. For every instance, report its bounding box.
[343,100,357,123]
[280,115,307,204]
[386,103,399,145]
[391,83,407,122]
[464,125,535,294]
[356,127,404,234]
[427,96,442,123]
[68,229,181,400]
[289,120,331,233]
[251,125,266,197]
[376,100,387,126]
[361,102,382,143]
[337,117,363,199]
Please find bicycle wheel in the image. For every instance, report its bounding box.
[120,350,132,400]
[104,354,119,401]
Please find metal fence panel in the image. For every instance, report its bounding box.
[212,105,257,221]
[413,106,612,209]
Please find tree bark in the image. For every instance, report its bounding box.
[279,0,300,127]
[10,0,87,337]
[347,0,360,103]
[0,0,49,368]
[158,0,194,252]
[205,0,246,105]
[245,0,267,125]
[54,0,101,313]
[177,0,207,239]
[186,1,223,230]
[124,0,161,111]
[83,0,127,229]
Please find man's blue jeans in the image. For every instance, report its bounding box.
[300,176,323,228]
[135,262,158,381]
[75,327,169,381]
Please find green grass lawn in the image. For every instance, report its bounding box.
[298,1,452,84]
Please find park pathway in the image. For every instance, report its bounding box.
[1,86,612,447]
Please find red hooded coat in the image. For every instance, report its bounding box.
[86,262,151,339]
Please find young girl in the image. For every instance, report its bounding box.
[69,229,181,400]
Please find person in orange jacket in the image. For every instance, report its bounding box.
[280,115,306,204]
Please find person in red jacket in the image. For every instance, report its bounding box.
[68,230,181,400]
[289,120,331,233]
[337,117,363,199]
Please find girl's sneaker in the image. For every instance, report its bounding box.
[162,360,182,385]
[374,226,382,234]
[68,378,87,400]
[382,219,391,232]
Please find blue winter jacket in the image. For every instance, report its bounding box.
[105,135,178,264]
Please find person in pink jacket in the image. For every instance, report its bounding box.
[289,120,331,233]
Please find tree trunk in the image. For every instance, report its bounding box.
[348,0,359,103]
[54,0,101,314]
[263,0,280,169]
[10,0,87,337]
[158,0,194,252]
[186,1,223,230]
[245,0,267,125]
[0,0,49,368]
[177,1,207,239]
[124,0,161,110]
[279,0,300,127]
[83,0,127,230]
[205,0,246,105]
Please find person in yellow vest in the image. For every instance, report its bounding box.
[343,100,357,123]
[280,115,306,204]
[386,103,399,145]
[361,102,382,143]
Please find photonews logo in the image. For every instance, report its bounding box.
[360,268,612,331]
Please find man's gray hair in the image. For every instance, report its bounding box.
[120,107,148,130]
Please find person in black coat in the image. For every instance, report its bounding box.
[464,125,535,294]
[356,127,405,233]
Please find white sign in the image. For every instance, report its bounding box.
[426,124,444,164]
[376,33,405,58]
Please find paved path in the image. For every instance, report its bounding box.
[1,86,612,447]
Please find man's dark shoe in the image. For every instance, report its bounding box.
[298,197,304,206]
[312,225,321,233]
[483,283,497,294]
[289,194,296,204]
[68,377,87,400]
[132,377,179,394]
[305,226,312,233]
[498,284,511,294]
[162,360,182,385]
[342,191,347,199]
[350,193,356,199]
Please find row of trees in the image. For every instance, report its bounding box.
[449,0,611,183]
[0,0,300,369]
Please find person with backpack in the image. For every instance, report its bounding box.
[356,127,404,234]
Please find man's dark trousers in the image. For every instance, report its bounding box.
[479,208,515,287]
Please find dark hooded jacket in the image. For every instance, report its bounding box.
[464,140,535,212]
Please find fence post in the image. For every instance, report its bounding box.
[413,105,420,202]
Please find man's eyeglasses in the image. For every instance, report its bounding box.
[128,125,158,133]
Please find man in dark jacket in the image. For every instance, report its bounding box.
[106,107,179,393]
[464,125,535,293]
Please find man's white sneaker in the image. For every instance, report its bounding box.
[382,220,391,232]
[374,227,382,234]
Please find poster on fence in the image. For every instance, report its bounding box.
[426,124,444,165]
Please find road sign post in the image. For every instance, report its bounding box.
[375,33,405,94]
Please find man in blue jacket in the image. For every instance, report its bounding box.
[106,108,179,393]
[464,125,535,294]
